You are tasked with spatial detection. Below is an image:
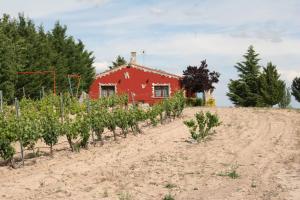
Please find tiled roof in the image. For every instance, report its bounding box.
[95,63,181,79]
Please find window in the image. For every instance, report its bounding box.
[101,85,115,97]
[154,85,169,98]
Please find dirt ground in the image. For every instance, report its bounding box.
[0,107,299,200]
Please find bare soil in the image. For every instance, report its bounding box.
[0,107,299,200]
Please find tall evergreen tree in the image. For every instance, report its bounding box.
[291,77,300,103]
[109,55,127,69]
[278,85,291,108]
[0,14,95,101]
[227,45,262,106]
[259,62,285,107]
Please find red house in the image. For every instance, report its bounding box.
[89,52,183,105]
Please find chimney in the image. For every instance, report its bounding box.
[130,52,137,64]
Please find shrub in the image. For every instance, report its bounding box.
[184,111,220,141]
[205,98,216,107]
[186,97,203,107]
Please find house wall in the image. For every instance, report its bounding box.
[89,66,182,105]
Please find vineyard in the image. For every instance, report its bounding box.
[0,91,185,168]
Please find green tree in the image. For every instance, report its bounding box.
[278,85,291,108]
[291,77,300,103]
[0,31,17,101]
[0,14,95,101]
[109,55,127,69]
[227,45,262,106]
[259,62,285,107]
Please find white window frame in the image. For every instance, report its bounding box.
[99,83,117,97]
[152,83,171,98]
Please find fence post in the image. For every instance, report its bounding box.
[22,87,26,98]
[42,86,45,98]
[87,95,95,145]
[0,90,3,113]
[60,93,64,124]
[15,98,24,166]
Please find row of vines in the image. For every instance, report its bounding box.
[0,91,185,168]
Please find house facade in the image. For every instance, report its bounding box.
[89,53,183,105]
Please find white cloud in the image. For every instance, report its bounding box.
[278,69,300,82]
[93,61,109,73]
[0,0,109,18]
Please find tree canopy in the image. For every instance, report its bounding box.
[109,55,127,69]
[227,45,262,107]
[181,60,220,94]
[259,62,285,107]
[227,46,286,107]
[0,14,95,102]
[291,77,300,103]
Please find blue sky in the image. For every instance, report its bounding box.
[1,0,300,107]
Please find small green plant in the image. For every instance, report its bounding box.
[163,194,175,200]
[165,183,177,189]
[184,111,220,141]
[118,191,132,200]
[217,163,240,179]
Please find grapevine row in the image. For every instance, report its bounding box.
[0,91,185,167]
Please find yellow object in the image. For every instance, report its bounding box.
[206,98,216,107]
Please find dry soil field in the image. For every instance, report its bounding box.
[0,107,299,200]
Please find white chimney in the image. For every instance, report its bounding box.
[130,52,137,64]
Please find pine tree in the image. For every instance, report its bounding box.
[291,77,300,103]
[259,62,285,107]
[227,45,262,106]
[278,85,291,108]
[109,55,127,69]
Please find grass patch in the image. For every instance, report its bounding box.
[217,163,240,179]
[165,183,177,189]
[163,194,175,200]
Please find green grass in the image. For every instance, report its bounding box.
[163,194,175,200]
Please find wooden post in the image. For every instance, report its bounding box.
[87,95,95,145]
[42,86,45,98]
[22,87,26,98]
[15,98,24,166]
[68,75,74,97]
[60,93,64,124]
[0,90,3,113]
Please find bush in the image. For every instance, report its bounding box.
[205,98,216,107]
[185,97,203,107]
[184,111,220,141]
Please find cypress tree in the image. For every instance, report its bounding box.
[278,85,291,108]
[291,77,300,103]
[259,62,285,107]
[227,45,262,106]
[0,14,95,100]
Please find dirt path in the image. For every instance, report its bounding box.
[0,107,299,200]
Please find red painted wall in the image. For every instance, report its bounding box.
[89,66,182,105]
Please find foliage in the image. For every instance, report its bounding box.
[184,111,220,142]
[0,91,186,167]
[182,60,220,94]
[205,98,216,107]
[109,55,127,69]
[185,97,203,107]
[259,63,285,106]
[0,14,95,101]
[0,113,15,162]
[291,77,300,103]
[278,85,291,108]
[227,45,262,107]
[163,194,175,200]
